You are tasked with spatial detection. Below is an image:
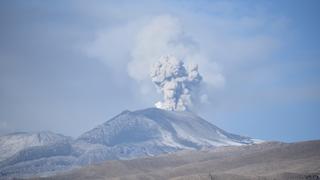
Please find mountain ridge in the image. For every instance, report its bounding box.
[0,107,260,178]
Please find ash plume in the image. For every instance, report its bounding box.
[150,55,202,111]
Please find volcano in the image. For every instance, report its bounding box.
[77,108,259,159]
[0,108,260,178]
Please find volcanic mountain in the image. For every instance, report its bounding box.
[0,108,259,178]
[76,108,258,159]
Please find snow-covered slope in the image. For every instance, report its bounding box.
[76,108,259,160]
[0,131,71,162]
[0,108,260,178]
[0,132,74,178]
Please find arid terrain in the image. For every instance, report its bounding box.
[32,140,320,180]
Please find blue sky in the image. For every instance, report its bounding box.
[0,0,319,142]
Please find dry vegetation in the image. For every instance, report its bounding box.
[32,140,320,180]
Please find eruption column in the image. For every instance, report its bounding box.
[150,55,202,111]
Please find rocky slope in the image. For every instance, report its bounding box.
[37,140,320,180]
[0,108,259,178]
[76,108,259,160]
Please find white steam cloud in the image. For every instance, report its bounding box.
[151,55,202,111]
[85,14,226,110]
[128,15,192,81]
[126,15,225,111]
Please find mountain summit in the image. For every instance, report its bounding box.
[0,108,260,178]
[78,108,258,159]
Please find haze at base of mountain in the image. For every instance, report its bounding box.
[35,140,320,180]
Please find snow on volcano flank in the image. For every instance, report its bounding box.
[151,55,202,111]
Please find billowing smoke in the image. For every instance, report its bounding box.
[85,14,225,110]
[150,55,202,111]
